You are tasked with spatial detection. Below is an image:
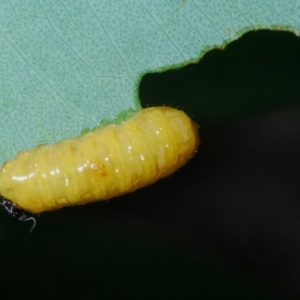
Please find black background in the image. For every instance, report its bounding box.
[1,30,300,299]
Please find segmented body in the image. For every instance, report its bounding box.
[0,106,200,214]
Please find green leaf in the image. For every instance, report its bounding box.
[0,0,299,164]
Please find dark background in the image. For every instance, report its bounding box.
[1,30,300,299]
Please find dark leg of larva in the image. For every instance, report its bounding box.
[0,196,36,233]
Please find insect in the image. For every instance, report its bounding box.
[0,106,200,230]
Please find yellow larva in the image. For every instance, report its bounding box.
[0,106,200,217]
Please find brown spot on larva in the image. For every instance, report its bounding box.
[57,197,68,205]
[89,163,107,177]
[82,193,94,203]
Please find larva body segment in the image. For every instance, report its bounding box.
[0,107,200,214]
